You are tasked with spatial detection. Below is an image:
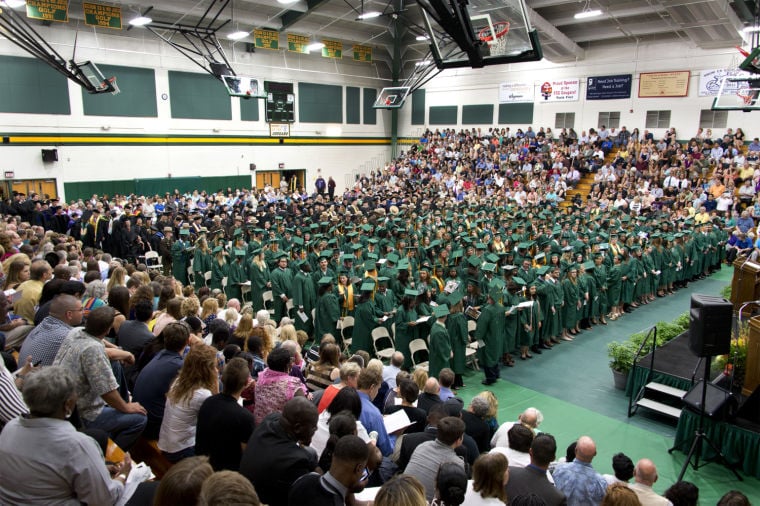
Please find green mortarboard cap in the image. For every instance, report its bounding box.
[476,242,487,250]
[251,248,262,256]
[448,292,463,306]
[343,254,354,261]
[387,253,399,263]
[568,263,579,271]
[503,264,517,271]
[488,287,503,301]
[234,249,246,257]
[482,263,496,273]
[404,288,420,297]
[468,256,481,268]
[434,304,450,318]
[517,242,531,249]
[368,238,379,244]
[319,251,331,259]
[513,277,526,286]
[292,236,304,245]
[179,229,189,236]
[360,282,376,292]
[452,249,464,259]
[582,261,594,271]
[212,246,224,254]
[233,228,243,237]
[367,253,378,260]
[351,243,363,251]
[534,252,546,261]
[364,259,376,270]
[599,243,610,250]
[397,259,410,269]
[562,246,574,252]
[377,276,389,283]
[485,253,499,263]
[536,265,551,276]
[361,224,372,232]
[318,276,333,285]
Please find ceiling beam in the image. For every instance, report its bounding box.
[550,5,668,27]
[525,4,585,60]
[279,0,335,30]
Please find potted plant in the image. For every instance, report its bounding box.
[608,340,636,390]
[713,323,749,391]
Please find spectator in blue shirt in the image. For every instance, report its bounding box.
[552,436,607,506]
[737,210,755,234]
[356,367,393,456]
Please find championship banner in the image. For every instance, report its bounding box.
[538,78,580,102]
[26,0,68,22]
[321,39,343,59]
[287,33,310,53]
[639,71,690,98]
[254,29,279,50]
[498,81,534,103]
[586,74,632,100]
[699,68,751,96]
[83,2,122,29]
[352,44,372,63]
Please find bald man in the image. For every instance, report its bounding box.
[491,407,543,448]
[629,459,672,506]
[552,435,607,505]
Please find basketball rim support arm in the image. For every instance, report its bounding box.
[416,0,489,68]
[0,5,114,93]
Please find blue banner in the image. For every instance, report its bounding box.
[586,74,632,100]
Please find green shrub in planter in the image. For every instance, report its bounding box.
[608,341,638,374]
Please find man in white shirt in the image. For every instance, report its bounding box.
[382,352,404,389]
[629,459,673,506]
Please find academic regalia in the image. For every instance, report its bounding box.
[351,298,385,354]
[476,299,504,383]
[447,310,468,377]
[502,291,521,354]
[314,289,341,343]
[561,278,581,331]
[394,303,418,370]
[248,260,271,312]
[227,257,247,300]
[271,264,293,323]
[428,320,452,379]
[292,268,317,336]
[193,247,213,290]
[606,263,622,308]
[171,237,190,285]
[210,256,229,292]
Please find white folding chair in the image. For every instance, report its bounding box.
[409,338,429,372]
[372,327,395,361]
[203,271,212,287]
[144,251,162,272]
[262,290,275,315]
[241,282,251,304]
[340,316,355,355]
[187,266,195,286]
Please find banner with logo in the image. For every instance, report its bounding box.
[26,0,68,22]
[586,74,632,100]
[287,34,310,53]
[352,45,372,63]
[538,78,580,102]
[321,39,343,59]
[498,81,534,103]
[254,29,279,50]
[699,68,752,96]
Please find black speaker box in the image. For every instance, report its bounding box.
[249,163,256,171]
[689,294,732,357]
[683,380,738,420]
[41,148,58,163]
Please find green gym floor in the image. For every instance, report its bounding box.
[455,266,759,504]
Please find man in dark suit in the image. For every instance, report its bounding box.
[505,433,567,506]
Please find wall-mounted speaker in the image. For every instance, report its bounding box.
[249,163,256,172]
[41,149,58,163]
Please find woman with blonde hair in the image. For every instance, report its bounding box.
[106,266,127,294]
[181,296,200,319]
[2,255,30,291]
[601,483,642,506]
[158,344,219,462]
[279,322,297,344]
[464,452,509,505]
[248,248,271,312]
[232,314,254,347]
[200,297,218,337]
[475,391,500,436]
[375,475,427,506]
[412,368,428,391]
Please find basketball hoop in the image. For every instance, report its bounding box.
[478,21,510,56]
[99,76,120,96]
[737,87,755,106]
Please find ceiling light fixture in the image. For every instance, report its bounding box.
[128,15,153,26]
[277,0,299,4]
[742,26,760,33]
[357,11,381,19]
[574,0,602,20]
[415,34,430,41]
[306,41,325,52]
[1,0,26,8]
[227,30,249,40]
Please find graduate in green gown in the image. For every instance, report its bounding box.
[561,264,581,339]
[227,249,247,300]
[270,254,293,324]
[171,229,192,286]
[374,277,397,335]
[248,249,271,312]
[192,236,213,290]
[428,304,452,380]
[292,260,317,336]
[351,282,387,355]
[446,293,468,388]
[210,246,229,293]
[475,286,504,385]
[314,276,341,344]
[394,289,420,370]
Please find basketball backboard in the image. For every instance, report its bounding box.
[417,0,541,70]
[373,87,411,109]
[222,75,266,98]
[712,75,760,111]
[72,61,119,95]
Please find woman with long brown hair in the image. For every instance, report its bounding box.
[158,343,219,462]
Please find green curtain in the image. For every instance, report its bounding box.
[626,366,693,398]
[673,409,760,478]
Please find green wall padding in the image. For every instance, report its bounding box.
[64,176,251,203]
[81,64,157,117]
[346,87,360,124]
[64,180,136,203]
[298,82,342,123]
[411,89,425,125]
[429,105,457,125]
[168,71,232,120]
[240,97,260,121]
[363,88,377,125]
[462,104,494,125]
[0,55,70,115]
[498,103,534,124]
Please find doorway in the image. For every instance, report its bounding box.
[2,179,58,200]
[281,169,305,192]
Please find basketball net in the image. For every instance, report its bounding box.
[479,21,510,57]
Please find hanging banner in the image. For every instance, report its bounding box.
[83,2,122,29]
[287,33,310,54]
[26,0,68,22]
[538,78,580,102]
[321,39,343,59]
[699,68,752,96]
[639,71,690,98]
[586,74,632,100]
[254,29,279,50]
[352,44,372,63]
[498,81,534,103]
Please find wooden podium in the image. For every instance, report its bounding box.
[745,317,760,396]
[731,257,760,314]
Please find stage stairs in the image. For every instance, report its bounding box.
[630,381,687,420]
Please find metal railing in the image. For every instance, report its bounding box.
[628,325,658,417]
